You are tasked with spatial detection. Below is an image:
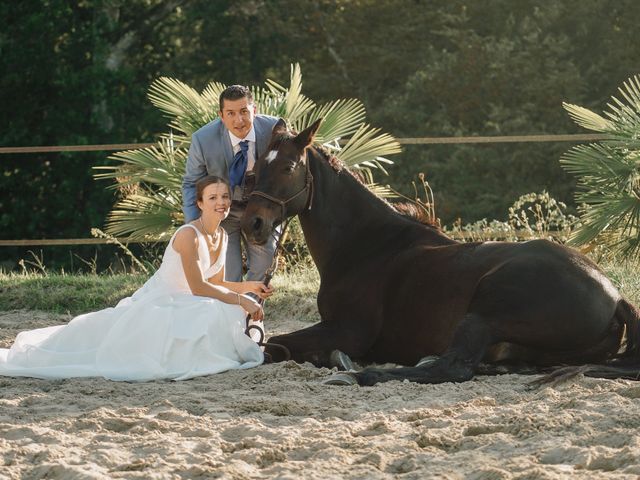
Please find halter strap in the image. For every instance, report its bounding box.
[249,155,314,222]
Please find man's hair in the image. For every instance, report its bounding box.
[219,85,253,111]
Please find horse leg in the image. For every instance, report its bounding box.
[344,313,493,386]
[265,322,369,368]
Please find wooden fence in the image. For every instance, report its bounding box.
[0,133,604,246]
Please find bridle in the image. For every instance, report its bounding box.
[248,153,314,221]
[243,150,315,361]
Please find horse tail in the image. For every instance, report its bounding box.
[616,298,640,359]
[529,298,640,388]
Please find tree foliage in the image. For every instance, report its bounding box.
[2,0,640,268]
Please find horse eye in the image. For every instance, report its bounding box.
[283,163,296,174]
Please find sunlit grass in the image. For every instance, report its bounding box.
[596,257,640,306]
[0,266,321,317]
[0,271,148,314]
[0,255,636,319]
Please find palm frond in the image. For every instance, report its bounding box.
[157,131,191,148]
[561,143,637,192]
[200,81,227,113]
[618,75,640,112]
[605,96,640,136]
[264,64,316,122]
[94,138,186,191]
[606,75,640,135]
[251,86,280,116]
[104,191,183,240]
[292,98,366,143]
[147,77,218,137]
[562,75,640,260]
[336,124,402,167]
[364,182,398,199]
[568,196,640,249]
[562,102,614,132]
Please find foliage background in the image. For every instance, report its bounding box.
[2,0,640,269]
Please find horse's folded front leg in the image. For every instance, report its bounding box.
[348,313,493,386]
[265,322,369,368]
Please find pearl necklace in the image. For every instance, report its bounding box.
[199,217,219,244]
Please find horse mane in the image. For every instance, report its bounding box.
[314,144,347,172]
[263,132,443,231]
[309,143,440,228]
[388,202,438,226]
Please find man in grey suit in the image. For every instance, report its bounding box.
[182,85,279,282]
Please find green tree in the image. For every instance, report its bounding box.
[333,0,640,224]
[4,0,640,270]
[0,1,183,240]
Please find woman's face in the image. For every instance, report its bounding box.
[197,182,231,221]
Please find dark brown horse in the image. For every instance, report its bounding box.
[241,118,640,386]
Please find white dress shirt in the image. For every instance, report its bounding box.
[228,127,256,172]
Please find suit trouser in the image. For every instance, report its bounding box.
[222,202,279,282]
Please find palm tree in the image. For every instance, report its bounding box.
[560,74,640,260]
[94,64,401,240]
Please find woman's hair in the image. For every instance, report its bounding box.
[195,175,231,206]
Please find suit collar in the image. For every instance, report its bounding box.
[253,116,272,158]
[219,124,234,169]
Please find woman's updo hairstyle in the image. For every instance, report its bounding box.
[195,175,231,209]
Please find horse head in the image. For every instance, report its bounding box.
[241,118,322,245]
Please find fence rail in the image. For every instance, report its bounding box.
[0,231,567,246]
[1,133,597,246]
[0,133,607,155]
[398,133,605,145]
[0,238,154,246]
[0,143,155,154]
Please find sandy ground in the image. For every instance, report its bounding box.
[2,309,640,479]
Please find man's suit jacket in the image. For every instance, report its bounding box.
[182,114,279,222]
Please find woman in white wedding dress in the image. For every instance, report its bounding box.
[0,176,272,381]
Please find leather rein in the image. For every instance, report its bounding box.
[243,154,314,361]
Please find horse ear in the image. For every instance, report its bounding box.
[272,118,288,136]
[294,118,323,150]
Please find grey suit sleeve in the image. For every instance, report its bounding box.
[182,134,206,222]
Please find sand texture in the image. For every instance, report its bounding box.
[2,309,640,479]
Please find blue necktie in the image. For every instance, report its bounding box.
[229,140,249,192]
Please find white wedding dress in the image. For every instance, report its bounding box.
[0,224,263,381]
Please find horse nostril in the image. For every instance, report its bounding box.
[252,217,263,232]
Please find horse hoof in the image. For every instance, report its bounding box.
[322,372,358,386]
[330,350,355,371]
[415,355,439,367]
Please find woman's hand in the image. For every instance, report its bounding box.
[243,281,275,300]
[238,294,265,321]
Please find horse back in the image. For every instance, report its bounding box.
[369,238,622,364]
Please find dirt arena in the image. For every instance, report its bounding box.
[2,309,640,479]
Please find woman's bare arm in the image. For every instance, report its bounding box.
[172,228,264,319]
[209,266,274,299]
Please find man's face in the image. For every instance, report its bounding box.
[219,96,256,139]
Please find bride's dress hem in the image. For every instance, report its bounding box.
[0,224,264,382]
